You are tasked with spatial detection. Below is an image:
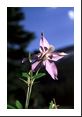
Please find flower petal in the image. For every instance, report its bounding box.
[40,34,50,52]
[48,52,67,61]
[44,60,58,80]
[32,61,41,71]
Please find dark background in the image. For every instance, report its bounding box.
[7,7,74,109]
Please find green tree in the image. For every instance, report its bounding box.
[7,7,35,106]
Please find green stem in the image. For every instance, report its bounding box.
[25,78,34,109]
[25,85,30,109]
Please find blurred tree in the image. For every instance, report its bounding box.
[7,7,35,106]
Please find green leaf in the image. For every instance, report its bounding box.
[19,78,28,84]
[49,101,53,109]
[22,72,30,78]
[49,98,59,109]
[16,100,23,109]
[16,72,22,77]
[33,73,46,80]
[7,104,16,109]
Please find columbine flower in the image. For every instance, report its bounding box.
[32,33,67,80]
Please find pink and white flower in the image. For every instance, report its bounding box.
[32,33,67,80]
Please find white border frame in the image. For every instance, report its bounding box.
[0,0,81,116]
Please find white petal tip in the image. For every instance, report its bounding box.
[59,52,68,56]
[52,76,58,80]
[55,77,58,80]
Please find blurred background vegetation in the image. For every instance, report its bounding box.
[7,7,74,109]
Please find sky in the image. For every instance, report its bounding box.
[21,7,74,52]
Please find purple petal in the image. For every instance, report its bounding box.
[31,61,41,71]
[48,52,67,61]
[43,60,58,80]
[40,35,49,52]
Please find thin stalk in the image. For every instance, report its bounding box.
[25,78,34,109]
[25,85,30,109]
